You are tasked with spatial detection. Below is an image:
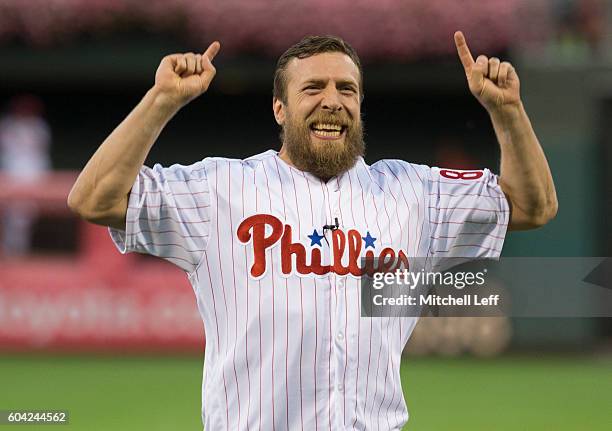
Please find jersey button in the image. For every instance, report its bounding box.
[337,385,344,392]
[337,332,344,340]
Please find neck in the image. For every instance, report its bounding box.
[277,144,332,182]
[278,144,294,167]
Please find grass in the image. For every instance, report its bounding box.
[0,355,610,430]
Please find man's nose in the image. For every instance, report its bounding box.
[320,88,342,112]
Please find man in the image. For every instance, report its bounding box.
[68,32,557,430]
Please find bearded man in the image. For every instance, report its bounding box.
[68,34,557,430]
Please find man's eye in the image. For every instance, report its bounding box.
[341,87,356,93]
[304,86,319,91]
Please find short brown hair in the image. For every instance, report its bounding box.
[273,35,364,104]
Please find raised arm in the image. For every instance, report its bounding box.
[454,31,558,230]
[67,42,221,230]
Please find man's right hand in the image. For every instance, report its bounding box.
[68,41,221,228]
[153,41,221,109]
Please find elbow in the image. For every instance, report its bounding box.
[67,188,86,218]
[66,187,108,223]
[502,178,559,230]
[67,188,98,222]
[68,187,127,228]
[532,204,558,228]
[548,197,559,222]
[524,197,559,228]
[507,191,558,230]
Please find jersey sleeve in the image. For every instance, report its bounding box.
[426,167,509,270]
[108,161,210,273]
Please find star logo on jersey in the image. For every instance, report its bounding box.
[237,214,408,279]
[308,229,324,247]
[363,231,376,249]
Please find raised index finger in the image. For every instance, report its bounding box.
[454,31,474,72]
[203,41,221,62]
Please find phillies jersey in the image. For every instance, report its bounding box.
[110,149,508,430]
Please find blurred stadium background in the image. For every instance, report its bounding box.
[0,0,611,430]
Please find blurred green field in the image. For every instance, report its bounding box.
[0,355,610,430]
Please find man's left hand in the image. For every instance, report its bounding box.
[454,31,521,114]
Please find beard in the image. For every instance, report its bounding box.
[281,109,365,179]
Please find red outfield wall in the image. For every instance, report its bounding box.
[0,173,204,353]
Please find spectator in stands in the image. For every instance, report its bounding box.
[0,94,52,256]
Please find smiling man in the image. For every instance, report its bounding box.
[68,34,557,430]
[273,44,365,179]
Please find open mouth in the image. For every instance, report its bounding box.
[309,122,347,140]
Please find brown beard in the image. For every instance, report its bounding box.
[281,110,365,179]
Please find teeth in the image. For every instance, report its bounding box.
[313,123,342,131]
[313,129,341,138]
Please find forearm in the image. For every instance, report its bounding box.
[490,103,558,229]
[68,87,179,224]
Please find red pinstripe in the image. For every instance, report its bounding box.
[261,162,277,431]
[429,192,504,198]
[272,157,291,431]
[128,204,210,210]
[430,220,509,226]
[429,206,509,213]
[397,317,406,424]
[335,177,348,427]
[370,318,384,429]
[228,163,243,429]
[394,315,404,424]
[254,167,263,431]
[164,177,208,183]
[375,168,406,426]
[215,161,238,429]
[382,166,410,425]
[325,180,339,402]
[320,181,333,431]
[140,189,209,196]
[434,244,503,254]
[368,179,385,430]
[129,229,209,239]
[431,232,506,240]
[148,191,209,197]
[289,169,305,430]
[127,216,209,224]
[302,171,319,431]
[427,178,501,186]
[202,252,229,428]
[354,167,373,429]
[130,240,206,253]
[347,170,362,430]
[376,316,393,431]
[242,167,252,431]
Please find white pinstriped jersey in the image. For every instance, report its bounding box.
[110,149,509,430]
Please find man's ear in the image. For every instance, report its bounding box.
[273,97,285,125]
